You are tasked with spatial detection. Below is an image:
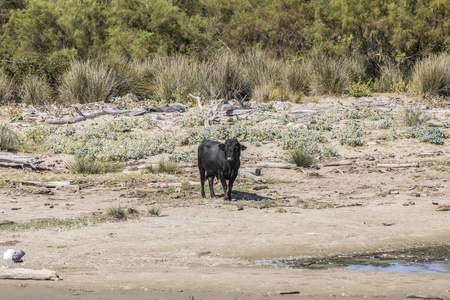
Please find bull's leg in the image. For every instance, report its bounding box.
[227,179,234,200]
[227,172,238,200]
[218,173,228,200]
[208,176,216,198]
[199,166,206,198]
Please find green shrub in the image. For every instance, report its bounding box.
[126,208,139,215]
[336,121,365,147]
[20,75,52,105]
[0,123,21,151]
[405,125,446,145]
[286,149,315,167]
[347,77,372,97]
[180,109,209,127]
[148,204,162,216]
[0,72,14,104]
[168,151,195,162]
[378,118,396,129]
[409,54,450,100]
[58,60,117,104]
[107,207,126,219]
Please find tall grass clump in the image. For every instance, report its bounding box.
[283,60,310,96]
[409,54,450,100]
[308,56,350,95]
[58,60,117,104]
[0,123,21,151]
[20,75,52,105]
[146,158,178,174]
[286,148,315,167]
[402,106,431,126]
[107,207,126,219]
[67,157,123,174]
[106,56,154,99]
[202,53,252,101]
[0,72,14,104]
[150,55,200,102]
[374,61,407,93]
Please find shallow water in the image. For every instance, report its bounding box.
[344,260,450,273]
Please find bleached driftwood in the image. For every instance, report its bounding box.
[189,94,203,110]
[377,163,419,168]
[323,160,353,167]
[0,152,43,169]
[46,110,127,125]
[256,162,297,169]
[19,181,71,188]
[436,205,450,211]
[0,267,60,281]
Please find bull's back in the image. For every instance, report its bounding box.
[198,140,225,174]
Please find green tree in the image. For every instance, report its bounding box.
[1,0,63,59]
[106,0,206,58]
[57,0,108,59]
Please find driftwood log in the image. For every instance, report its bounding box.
[323,160,353,167]
[242,171,266,183]
[256,162,297,169]
[377,163,419,168]
[0,152,43,169]
[242,167,261,176]
[46,110,127,125]
[0,267,60,281]
[19,181,71,188]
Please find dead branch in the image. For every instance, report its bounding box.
[188,94,203,110]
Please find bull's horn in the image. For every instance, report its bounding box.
[239,129,248,142]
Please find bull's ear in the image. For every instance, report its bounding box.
[219,144,225,151]
[240,145,247,151]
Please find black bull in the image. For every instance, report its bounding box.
[198,138,247,200]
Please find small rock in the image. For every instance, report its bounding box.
[436,205,450,211]
[253,185,269,190]
[403,200,415,206]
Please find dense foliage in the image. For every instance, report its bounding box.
[0,0,449,104]
[0,0,448,62]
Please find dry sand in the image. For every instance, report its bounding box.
[0,96,449,299]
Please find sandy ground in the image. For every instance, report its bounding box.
[0,96,449,299]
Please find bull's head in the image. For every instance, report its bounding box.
[220,139,247,162]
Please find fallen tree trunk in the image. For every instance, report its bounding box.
[0,152,43,169]
[0,267,60,281]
